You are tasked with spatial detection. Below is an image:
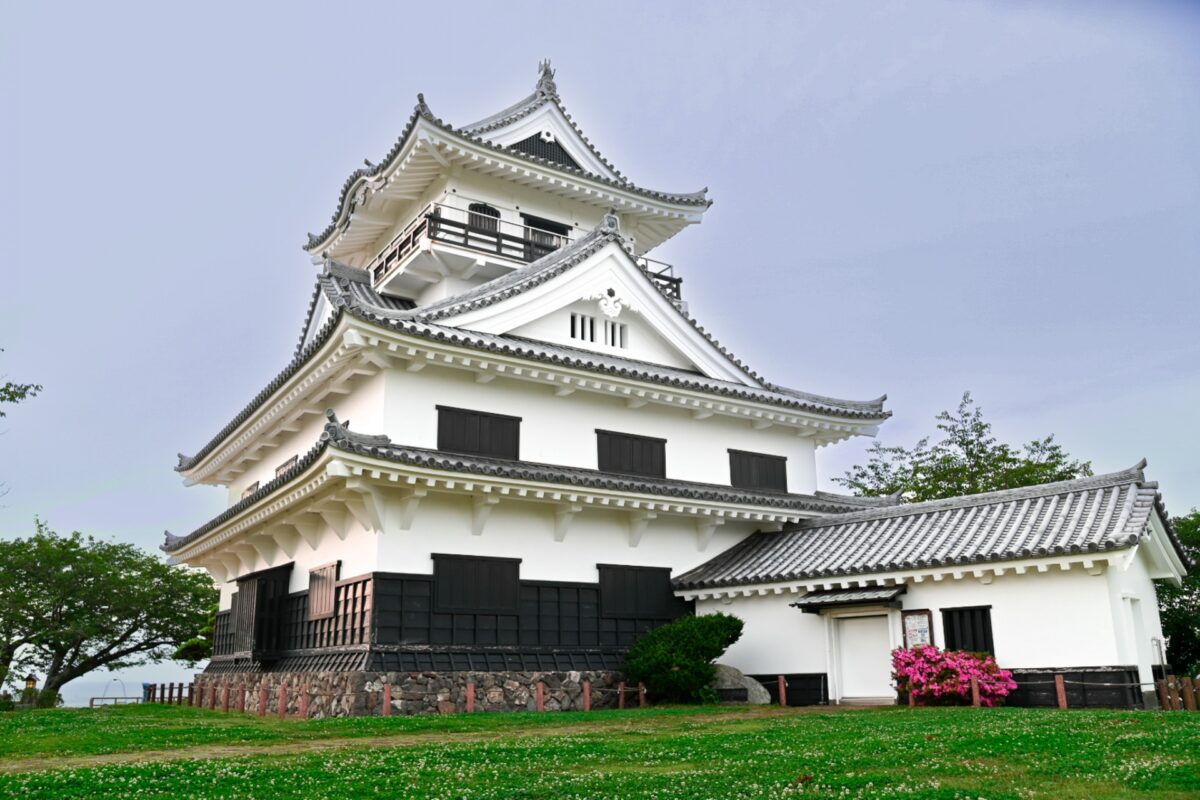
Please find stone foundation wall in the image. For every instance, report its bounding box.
[193,669,624,718]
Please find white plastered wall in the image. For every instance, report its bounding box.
[382,361,818,492]
[698,558,1170,689]
[510,300,696,371]
[225,371,387,503]
[374,493,757,584]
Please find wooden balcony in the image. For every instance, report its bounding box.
[370,202,683,302]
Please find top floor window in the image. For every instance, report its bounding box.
[521,214,571,260]
[468,202,500,233]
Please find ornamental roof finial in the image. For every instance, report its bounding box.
[536,59,557,98]
[600,208,620,233]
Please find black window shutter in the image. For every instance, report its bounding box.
[434,555,521,614]
[598,565,675,618]
[596,430,666,478]
[438,407,520,460]
[729,450,788,492]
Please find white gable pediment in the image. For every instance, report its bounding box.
[481,103,620,182]
[436,240,762,387]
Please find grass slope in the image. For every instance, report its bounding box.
[0,704,1197,799]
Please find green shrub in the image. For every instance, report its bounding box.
[623,613,744,703]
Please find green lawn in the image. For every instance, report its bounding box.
[1,703,1197,799]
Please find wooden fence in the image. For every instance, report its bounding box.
[137,680,648,719]
[137,673,1200,715]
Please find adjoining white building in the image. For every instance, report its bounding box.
[165,63,1188,714]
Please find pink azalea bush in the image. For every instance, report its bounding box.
[892,645,1018,707]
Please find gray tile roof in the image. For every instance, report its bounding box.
[791,586,905,609]
[407,213,785,388]
[306,66,709,254]
[163,413,880,554]
[673,463,1186,590]
[176,258,888,474]
[294,261,414,359]
[461,61,630,184]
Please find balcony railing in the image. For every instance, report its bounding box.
[637,257,682,302]
[371,202,573,283]
[370,201,683,302]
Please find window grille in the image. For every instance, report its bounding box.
[570,312,596,342]
[240,481,260,500]
[603,320,627,348]
[941,606,994,654]
[275,455,298,479]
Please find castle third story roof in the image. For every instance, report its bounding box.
[674,463,1187,590]
[306,62,710,254]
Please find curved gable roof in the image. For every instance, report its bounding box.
[304,65,710,255]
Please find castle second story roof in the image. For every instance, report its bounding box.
[674,462,1188,590]
[176,245,889,476]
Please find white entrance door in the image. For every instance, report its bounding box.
[837,615,893,700]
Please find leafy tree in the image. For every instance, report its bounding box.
[1159,511,1199,675]
[0,348,41,500]
[835,392,1092,502]
[0,522,217,696]
[623,613,744,703]
[172,604,218,664]
[0,356,40,417]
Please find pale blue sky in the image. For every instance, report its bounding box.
[2,1,1198,702]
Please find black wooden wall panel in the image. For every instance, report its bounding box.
[227,561,692,665]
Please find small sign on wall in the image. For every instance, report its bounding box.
[902,609,934,648]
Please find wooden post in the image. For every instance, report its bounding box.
[236,685,245,713]
[258,685,268,717]
[148,684,156,703]
[970,676,981,708]
[279,684,288,719]
[209,683,217,709]
[167,683,174,704]
[638,682,647,707]
[1181,677,1197,712]
[221,684,230,712]
[777,675,787,707]
[1055,675,1068,709]
[618,681,626,709]
[1157,679,1171,711]
[300,684,310,720]
[582,680,591,712]
[382,683,392,716]
[1167,676,1183,711]
[187,683,194,707]
[536,681,545,712]
[466,682,476,713]
[908,691,916,708]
